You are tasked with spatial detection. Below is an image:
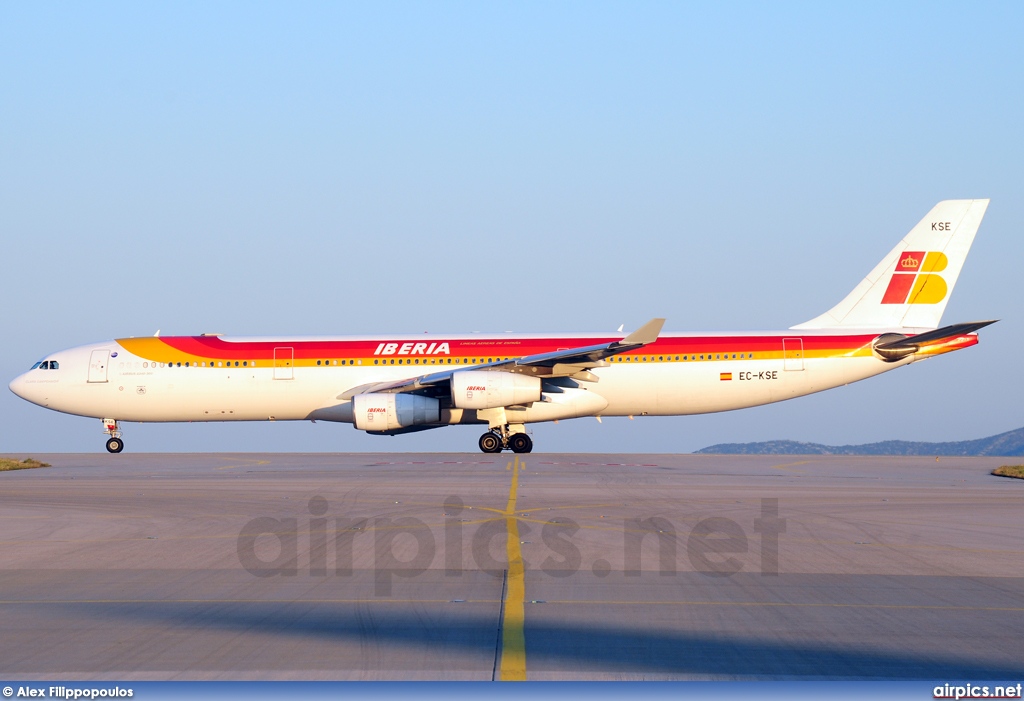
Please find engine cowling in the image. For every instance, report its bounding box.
[353,393,440,431]
[450,370,542,410]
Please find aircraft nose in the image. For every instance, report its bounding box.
[8,373,29,400]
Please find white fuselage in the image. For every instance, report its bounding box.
[8,200,991,452]
[9,330,927,429]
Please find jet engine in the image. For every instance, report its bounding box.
[353,393,440,431]
[451,371,541,410]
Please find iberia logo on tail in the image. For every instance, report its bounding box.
[881,251,948,304]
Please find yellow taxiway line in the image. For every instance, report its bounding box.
[499,453,527,681]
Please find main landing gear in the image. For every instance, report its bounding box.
[478,426,533,454]
[103,419,124,453]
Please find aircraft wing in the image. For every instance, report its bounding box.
[339,318,665,400]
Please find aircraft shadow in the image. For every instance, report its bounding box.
[55,601,1024,679]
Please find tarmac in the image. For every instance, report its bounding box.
[0,451,1022,680]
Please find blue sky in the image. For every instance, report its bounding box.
[2,2,1021,453]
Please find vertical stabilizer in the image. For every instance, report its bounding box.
[792,199,989,330]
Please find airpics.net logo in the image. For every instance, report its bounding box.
[234,496,787,595]
[881,250,949,305]
[934,682,1023,699]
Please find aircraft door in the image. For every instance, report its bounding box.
[274,347,294,380]
[88,349,110,383]
[783,338,804,371]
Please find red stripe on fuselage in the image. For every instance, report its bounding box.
[151,333,880,359]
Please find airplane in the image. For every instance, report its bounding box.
[9,199,995,455]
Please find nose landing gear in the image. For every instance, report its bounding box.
[103,419,124,453]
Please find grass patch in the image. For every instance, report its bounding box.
[993,465,1024,480]
[0,458,50,472]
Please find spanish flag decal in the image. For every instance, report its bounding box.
[720,372,733,381]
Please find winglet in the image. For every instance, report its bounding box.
[621,318,665,345]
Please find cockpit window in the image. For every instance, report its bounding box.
[31,361,42,370]
[50,361,59,369]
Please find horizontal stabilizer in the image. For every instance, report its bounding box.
[874,320,998,350]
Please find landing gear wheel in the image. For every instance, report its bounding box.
[478,432,503,454]
[105,437,124,454]
[509,433,533,454]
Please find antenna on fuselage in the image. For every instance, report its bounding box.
[154,329,160,337]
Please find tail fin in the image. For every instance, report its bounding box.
[792,199,989,330]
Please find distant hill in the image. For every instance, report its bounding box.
[696,426,1024,456]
